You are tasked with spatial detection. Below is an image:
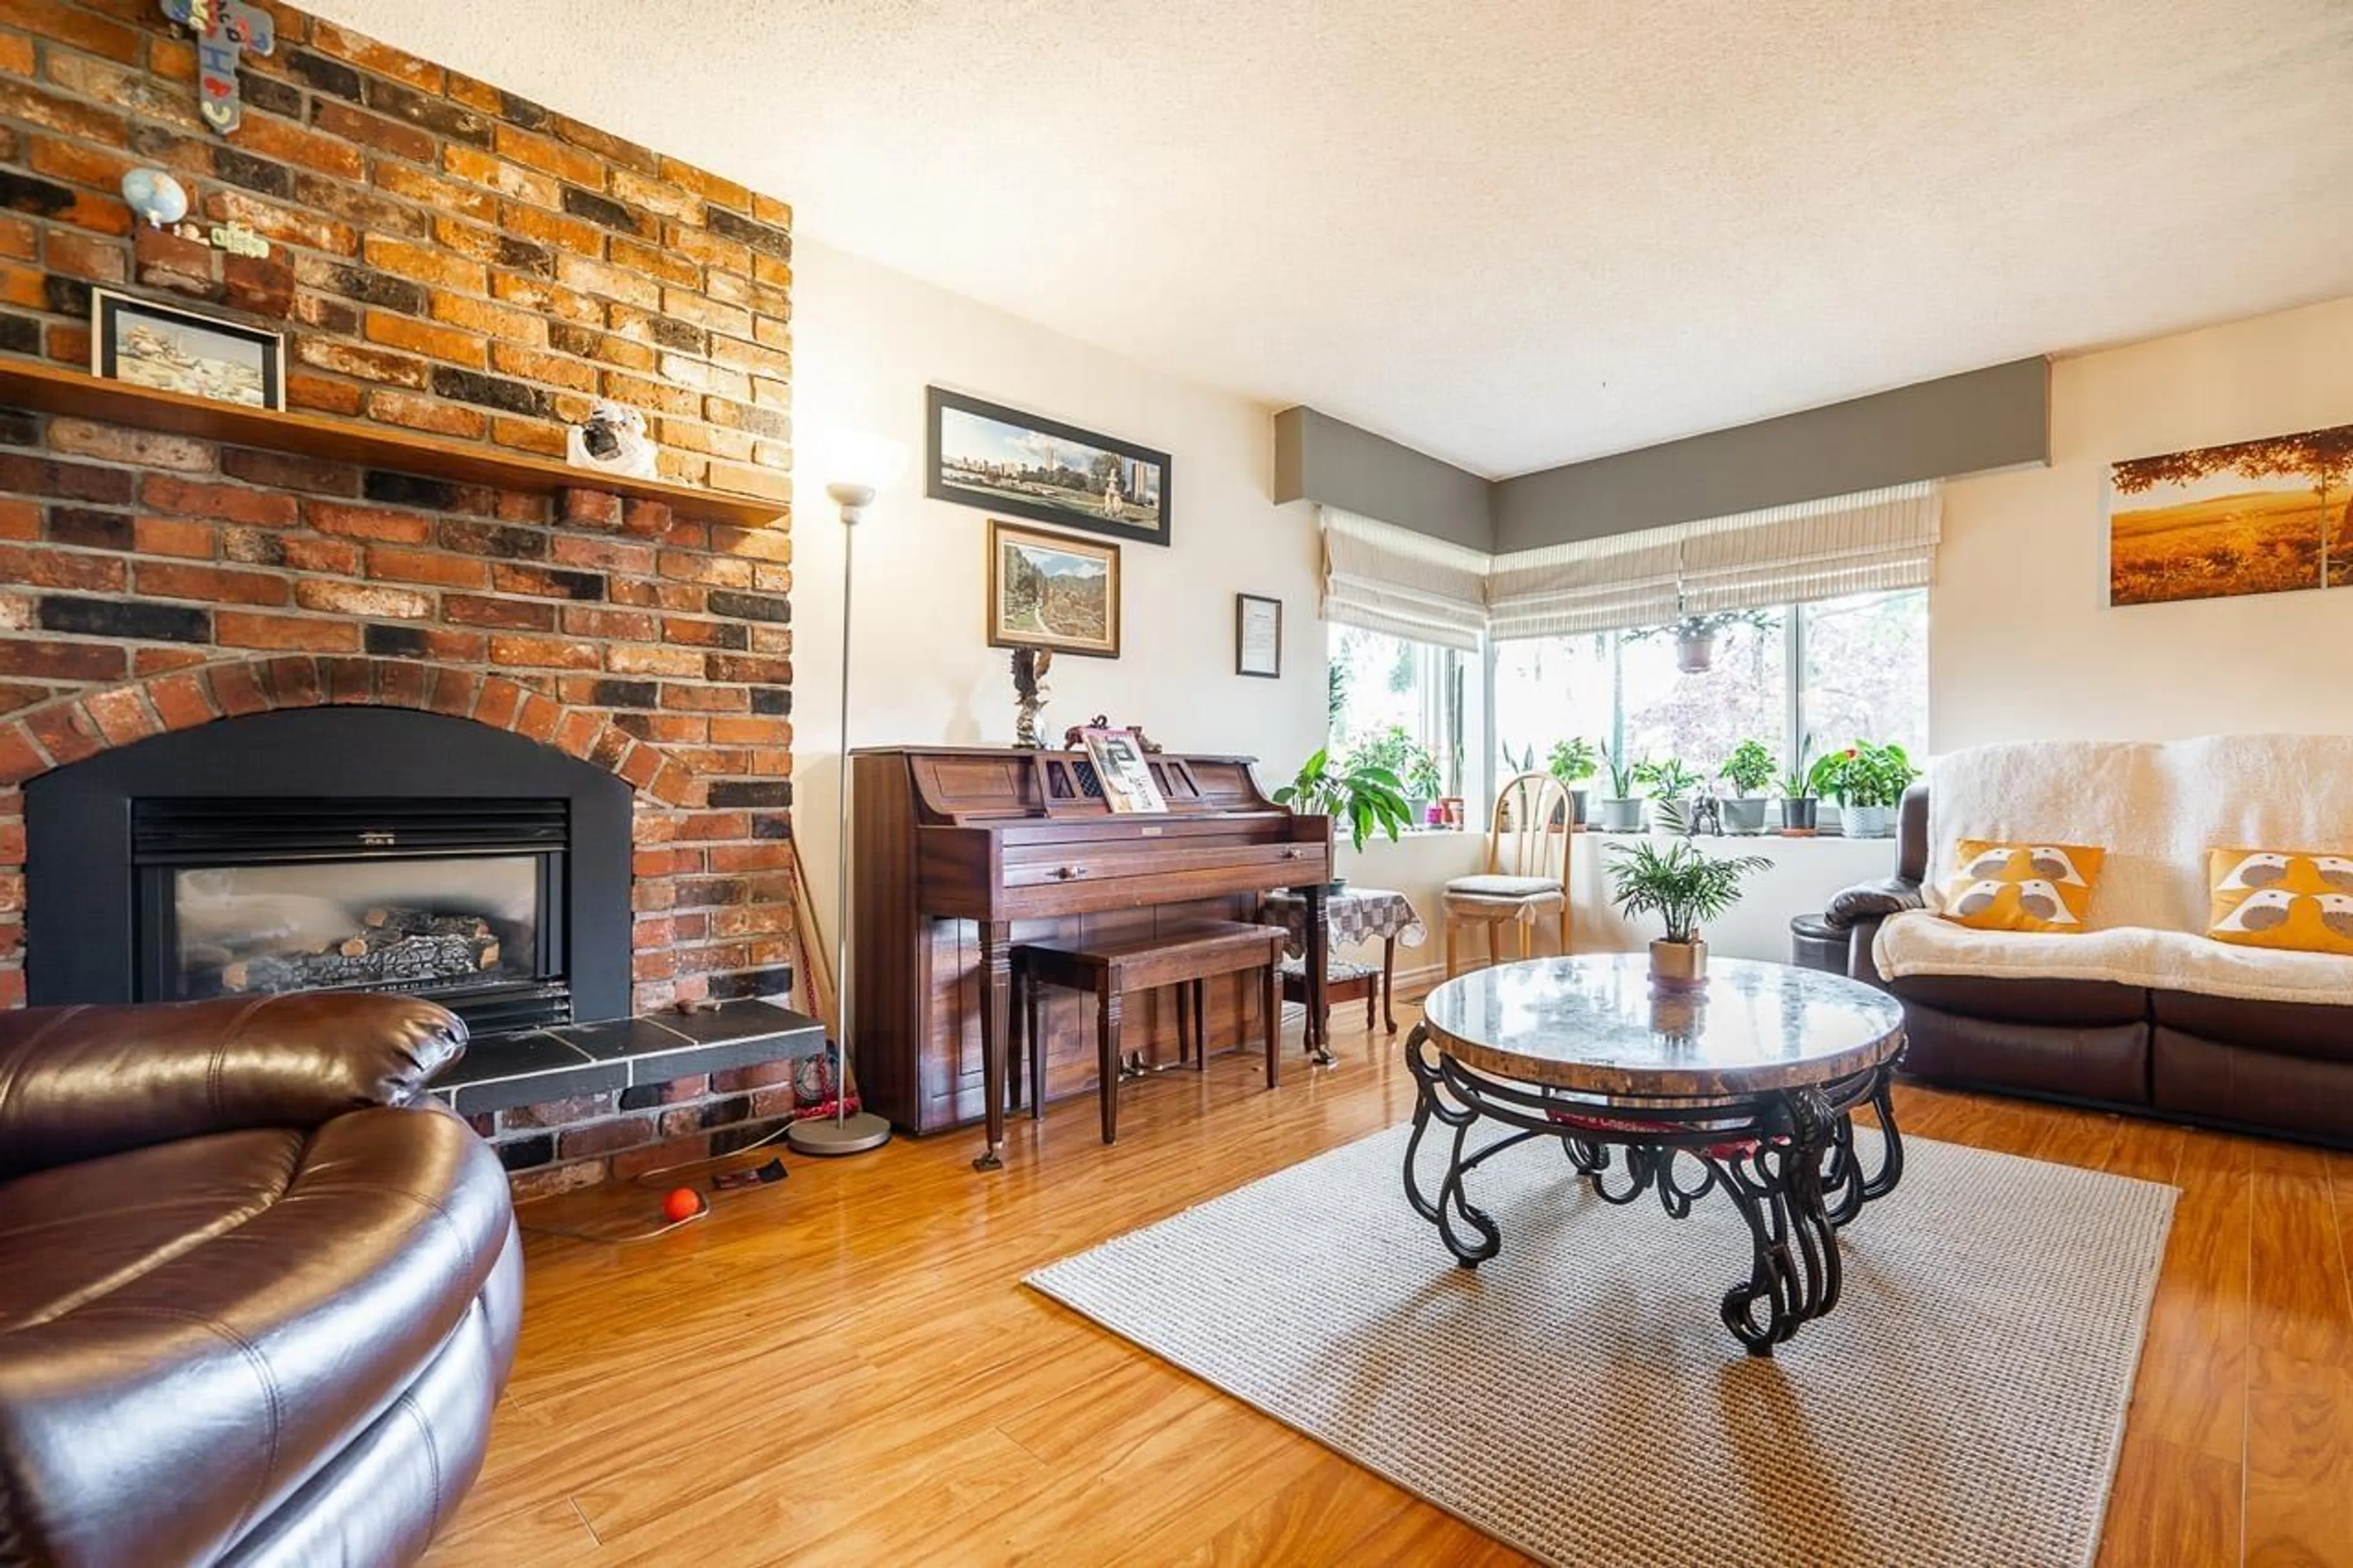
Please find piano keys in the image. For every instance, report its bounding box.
[849,745,1331,1168]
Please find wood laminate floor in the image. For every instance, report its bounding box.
[428,1005,2353,1567]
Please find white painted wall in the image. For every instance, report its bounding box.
[1935,295,2353,751]
[790,239,1327,955]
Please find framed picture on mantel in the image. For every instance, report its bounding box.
[91,289,283,411]
[928,387,1170,546]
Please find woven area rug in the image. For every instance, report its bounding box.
[1028,1123,2176,1567]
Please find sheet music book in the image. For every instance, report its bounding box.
[1081,727,1168,813]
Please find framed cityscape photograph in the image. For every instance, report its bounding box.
[930,387,1170,546]
[986,518,1121,659]
[91,289,283,410]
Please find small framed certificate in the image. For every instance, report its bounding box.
[1235,593,1282,678]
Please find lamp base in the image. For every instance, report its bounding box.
[786,1111,893,1157]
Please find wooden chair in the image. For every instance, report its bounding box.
[1441,771,1573,978]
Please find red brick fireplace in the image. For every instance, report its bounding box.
[0,2,809,1195]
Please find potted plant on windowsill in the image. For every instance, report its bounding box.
[1607,838,1773,990]
[1594,743,1647,833]
[1778,760,1820,833]
[1349,724,1445,827]
[1718,738,1775,835]
[1633,757,1704,834]
[1809,741,1919,838]
[1547,736,1599,827]
[1272,746,1412,891]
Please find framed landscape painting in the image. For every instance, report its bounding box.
[929,387,1170,546]
[2108,423,2353,606]
[987,519,1121,659]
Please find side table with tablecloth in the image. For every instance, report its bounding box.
[1261,886,1427,1058]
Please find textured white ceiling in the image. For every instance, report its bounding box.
[308,1,2353,477]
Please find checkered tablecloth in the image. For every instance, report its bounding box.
[1262,886,1427,960]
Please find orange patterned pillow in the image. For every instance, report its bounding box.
[2207,849,2353,956]
[1938,839,2106,933]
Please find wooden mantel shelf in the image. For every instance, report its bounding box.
[0,359,786,530]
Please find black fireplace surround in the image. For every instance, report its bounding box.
[26,707,632,1034]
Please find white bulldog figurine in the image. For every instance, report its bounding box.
[566,401,658,479]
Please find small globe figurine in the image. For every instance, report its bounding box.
[119,168,189,229]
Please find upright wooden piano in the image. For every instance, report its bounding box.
[849,746,1330,1168]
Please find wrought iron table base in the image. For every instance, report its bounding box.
[1401,1023,1904,1355]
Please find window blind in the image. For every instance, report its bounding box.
[1486,480,1940,641]
[1484,530,1684,641]
[1319,482,1940,647]
[1319,506,1487,651]
[1672,482,1941,614]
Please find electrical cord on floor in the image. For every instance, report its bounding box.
[515,1105,843,1244]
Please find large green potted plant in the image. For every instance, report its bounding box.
[1271,746,1413,890]
[1809,741,1920,838]
[1718,738,1776,835]
[1547,736,1599,827]
[1593,743,1647,833]
[1350,724,1444,824]
[1607,839,1773,988]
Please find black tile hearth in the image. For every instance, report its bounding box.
[434,999,824,1116]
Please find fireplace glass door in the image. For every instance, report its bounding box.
[169,855,541,999]
[134,798,574,1034]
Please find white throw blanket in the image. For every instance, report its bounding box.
[1874,733,2353,1005]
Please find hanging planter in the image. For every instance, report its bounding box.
[1627,609,1780,677]
[1674,627,1718,673]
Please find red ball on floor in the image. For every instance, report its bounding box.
[662,1187,703,1224]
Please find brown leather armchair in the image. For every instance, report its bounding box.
[1822,783,2353,1146]
[0,994,521,1567]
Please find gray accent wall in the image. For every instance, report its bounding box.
[1278,357,2050,556]
[1490,358,2050,553]
[1273,406,1495,551]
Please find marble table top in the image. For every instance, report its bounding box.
[1419,954,1906,1097]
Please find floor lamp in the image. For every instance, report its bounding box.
[787,480,892,1157]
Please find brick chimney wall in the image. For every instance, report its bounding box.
[0,2,811,1196]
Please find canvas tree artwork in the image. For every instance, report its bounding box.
[2108,422,2353,605]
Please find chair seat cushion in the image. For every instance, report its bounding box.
[0,1107,513,1568]
[1278,956,1379,982]
[1444,874,1563,901]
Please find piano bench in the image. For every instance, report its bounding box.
[1009,920,1287,1145]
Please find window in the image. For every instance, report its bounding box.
[1491,589,1928,784]
[1327,625,1466,799]
[1797,589,1929,763]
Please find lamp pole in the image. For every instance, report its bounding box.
[786,482,892,1156]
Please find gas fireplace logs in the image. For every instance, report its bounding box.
[213,907,503,994]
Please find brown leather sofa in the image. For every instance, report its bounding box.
[1823,785,2353,1147]
[0,994,521,1567]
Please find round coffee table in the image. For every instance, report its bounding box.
[1403,953,1907,1355]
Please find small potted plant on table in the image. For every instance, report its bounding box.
[1593,743,1647,833]
[1272,746,1413,890]
[1547,736,1599,827]
[1719,739,1776,835]
[1607,839,1773,990]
